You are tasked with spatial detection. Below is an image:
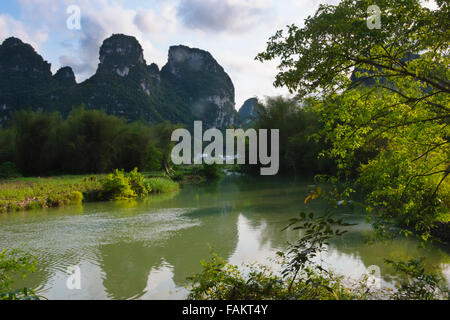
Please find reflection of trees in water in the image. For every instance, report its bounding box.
[96,206,239,300]
[328,231,450,278]
[97,242,164,300]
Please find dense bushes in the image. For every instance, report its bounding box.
[241,96,337,177]
[98,168,152,200]
[0,107,178,176]
[98,168,180,200]
[145,177,180,194]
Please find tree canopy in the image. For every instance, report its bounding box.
[257,0,449,241]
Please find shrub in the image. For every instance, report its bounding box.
[146,178,179,194]
[68,191,84,205]
[25,201,41,211]
[99,168,154,200]
[99,169,137,201]
[128,168,151,197]
[145,145,163,171]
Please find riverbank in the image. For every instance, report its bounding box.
[0,172,180,213]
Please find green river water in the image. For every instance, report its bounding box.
[0,175,448,299]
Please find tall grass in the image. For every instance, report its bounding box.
[0,176,102,213]
[146,178,180,194]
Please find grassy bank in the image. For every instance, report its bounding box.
[0,172,179,213]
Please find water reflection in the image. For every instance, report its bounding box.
[0,176,448,299]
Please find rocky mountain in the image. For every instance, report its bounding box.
[54,67,77,87]
[0,34,238,128]
[161,45,237,128]
[0,37,55,122]
[238,97,259,126]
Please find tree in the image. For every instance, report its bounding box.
[149,122,181,176]
[250,96,336,176]
[60,107,125,173]
[257,0,449,241]
[11,110,62,175]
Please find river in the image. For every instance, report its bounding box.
[0,175,448,299]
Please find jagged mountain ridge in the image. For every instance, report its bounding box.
[0,34,239,128]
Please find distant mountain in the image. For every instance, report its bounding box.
[0,34,238,128]
[238,97,259,126]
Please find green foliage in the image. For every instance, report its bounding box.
[99,169,151,201]
[0,107,178,176]
[47,190,84,207]
[61,107,127,173]
[257,0,448,98]
[98,168,180,200]
[10,110,62,175]
[128,168,151,197]
[242,96,336,177]
[149,121,181,175]
[0,171,179,212]
[0,249,39,300]
[145,177,179,194]
[257,0,449,241]
[187,253,363,300]
[385,258,448,300]
[0,175,101,213]
[144,145,163,171]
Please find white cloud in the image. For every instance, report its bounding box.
[176,0,273,33]
[0,14,48,50]
[13,0,170,80]
[217,52,292,109]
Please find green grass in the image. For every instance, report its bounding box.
[0,174,180,213]
[0,175,102,213]
[145,177,180,194]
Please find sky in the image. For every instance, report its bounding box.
[0,0,436,109]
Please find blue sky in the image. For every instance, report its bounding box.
[3,0,422,109]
